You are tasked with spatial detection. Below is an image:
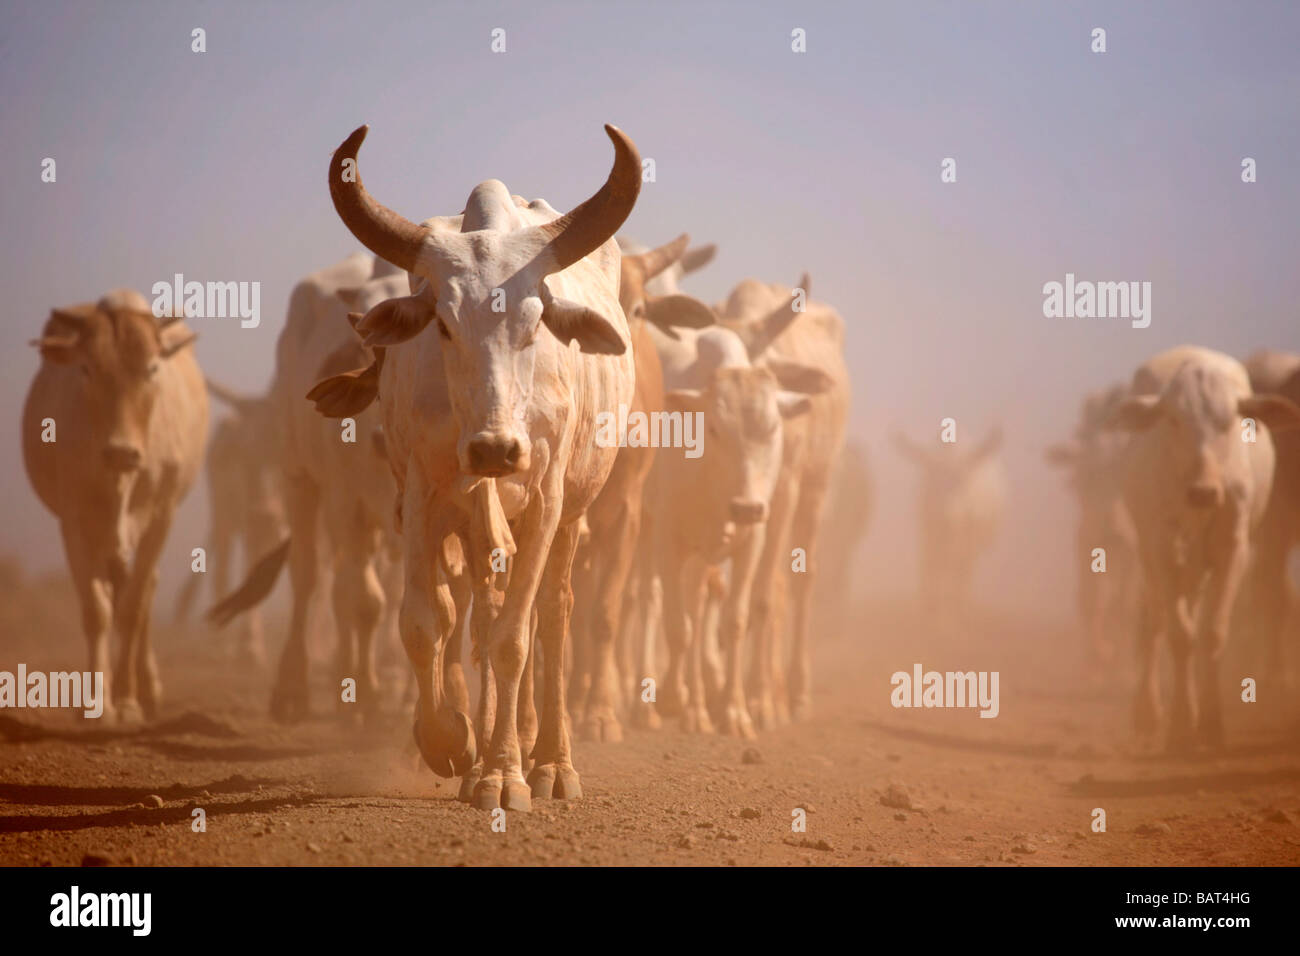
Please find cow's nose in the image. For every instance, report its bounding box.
[104,442,143,472]
[729,498,768,524]
[467,433,523,476]
[1187,483,1222,508]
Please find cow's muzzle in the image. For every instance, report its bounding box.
[466,432,525,477]
[729,498,768,525]
[103,442,143,473]
[1186,482,1223,509]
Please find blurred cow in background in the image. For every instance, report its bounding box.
[22,289,207,722]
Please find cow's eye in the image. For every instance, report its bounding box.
[80,364,91,380]
[147,361,161,377]
[631,302,646,320]
[436,315,452,340]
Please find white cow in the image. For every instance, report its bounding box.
[645,322,832,736]
[315,124,641,811]
[1107,345,1300,749]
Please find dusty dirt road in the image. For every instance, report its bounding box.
[2,581,1299,867]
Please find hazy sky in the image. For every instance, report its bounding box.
[2,1,1298,616]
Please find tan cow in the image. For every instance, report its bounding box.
[893,425,1007,614]
[312,124,641,811]
[715,278,851,726]
[1242,351,1300,688]
[1045,385,1139,670]
[567,234,714,742]
[645,321,832,736]
[1107,346,1300,750]
[209,255,406,723]
[22,289,206,722]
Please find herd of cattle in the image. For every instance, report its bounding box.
[18,124,1300,810]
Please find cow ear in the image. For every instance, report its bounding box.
[29,335,80,363]
[1239,394,1300,433]
[306,361,380,418]
[357,294,434,347]
[159,324,198,357]
[680,243,717,275]
[541,295,627,355]
[1104,395,1163,431]
[777,391,814,418]
[665,388,707,415]
[765,355,834,395]
[645,294,715,331]
[1044,442,1079,467]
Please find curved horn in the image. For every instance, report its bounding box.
[734,273,811,359]
[680,243,717,275]
[329,125,429,273]
[627,233,689,282]
[50,307,88,328]
[538,125,642,274]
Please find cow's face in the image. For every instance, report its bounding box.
[895,428,1003,520]
[618,235,715,336]
[33,297,196,473]
[1110,361,1300,508]
[668,366,816,526]
[327,124,644,479]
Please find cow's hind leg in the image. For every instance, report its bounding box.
[272,475,319,722]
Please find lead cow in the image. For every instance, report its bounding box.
[1107,346,1300,750]
[22,289,207,722]
[316,124,640,811]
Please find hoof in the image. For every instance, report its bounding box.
[580,711,623,743]
[790,696,812,723]
[457,766,482,803]
[471,777,501,811]
[683,705,714,735]
[628,703,661,730]
[720,705,756,740]
[503,777,533,811]
[528,763,582,800]
[413,701,476,778]
[114,698,146,726]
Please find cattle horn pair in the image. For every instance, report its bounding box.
[329,123,642,278]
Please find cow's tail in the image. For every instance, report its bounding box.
[207,538,291,627]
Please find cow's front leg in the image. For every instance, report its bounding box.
[402,477,475,779]
[116,508,174,721]
[474,490,559,813]
[682,558,714,734]
[719,528,762,739]
[1165,585,1198,754]
[61,522,115,722]
[1196,530,1250,749]
[528,519,585,800]
[272,475,319,723]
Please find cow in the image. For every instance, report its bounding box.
[311,123,642,811]
[815,437,874,625]
[1241,351,1300,688]
[1045,384,1139,670]
[714,278,851,726]
[22,289,207,722]
[644,318,833,736]
[1105,345,1300,750]
[567,234,714,742]
[892,424,1007,615]
[208,255,407,723]
[172,381,283,668]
